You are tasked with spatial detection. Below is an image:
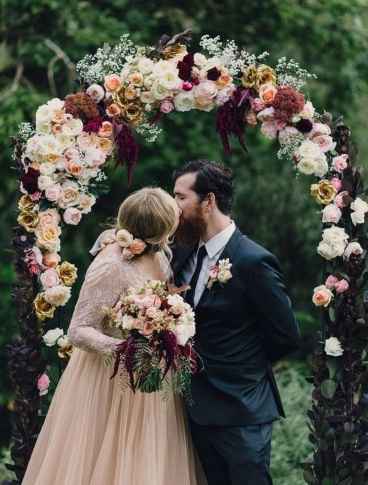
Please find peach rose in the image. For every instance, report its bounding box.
[98,121,113,138]
[312,285,333,307]
[129,239,147,255]
[128,71,144,87]
[43,252,61,268]
[106,103,122,117]
[66,160,83,177]
[35,225,61,252]
[58,181,80,208]
[97,137,113,154]
[259,83,277,105]
[38,209,61,228]
[216,71,232,88]
[104,74,122,92]
[78,193,96,214]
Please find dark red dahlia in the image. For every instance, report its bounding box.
[177,53,194,81]
[295,118,313,133]
[83,116,103,133]
[207,67,221,81]
[272,86,305,123]
[21,167,40,194]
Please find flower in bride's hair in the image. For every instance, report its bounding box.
[129,239,146,255]
[44,285,71,307]
[116,229,134,247]
[122,248,134,260]
[34,293,56,320]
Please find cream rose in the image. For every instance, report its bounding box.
[63,207,82,225]
[35,224,61,252]
[104,74,122,92]
[40,268,60,289]
[324,337,343,357]
[312,285,333,307]
[42,327,64,346]
[116,229,134,247]
[58,181,80,208]
[44,285,71,306]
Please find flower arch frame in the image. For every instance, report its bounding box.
[8,31,368,483]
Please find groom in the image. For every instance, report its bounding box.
[172,160,301,485]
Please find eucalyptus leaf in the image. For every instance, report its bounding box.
[321,379,337,399]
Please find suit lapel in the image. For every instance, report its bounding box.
[195,228,244,309]
[171,242,196,286]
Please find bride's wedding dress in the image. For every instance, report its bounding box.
[22,234,203,485]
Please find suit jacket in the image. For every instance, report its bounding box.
[172,227,301,426]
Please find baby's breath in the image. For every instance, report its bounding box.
[136,123,162,143]
[276,57,317,90]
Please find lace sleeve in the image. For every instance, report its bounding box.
[67,248,125,356]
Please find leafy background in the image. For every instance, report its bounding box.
[1,0,368,483]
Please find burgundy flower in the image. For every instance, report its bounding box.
[115,123,139,185]
[83,116,103,133]
[216,87,251,154]
[207,67,221,81]
[295,118,313,133]
[177,53,194,81]
[21,167,40,194]
[272,86,305,123]
[161,330,178,378]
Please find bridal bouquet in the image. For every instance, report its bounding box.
[104,280,200,398]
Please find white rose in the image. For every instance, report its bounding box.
[44,285,71,306]
[324,337,344,357]
[156,70,181,90]
[122,314,135,330]
[86,84,105,103]
[137,57,154,74]
[296,158,317,175]
[296,139,324,161]
[151,80,172,100]
[47,98,64,111]
[140,90,155,104]
[351,211,366,226]
[62,118,84,137]
[322,204,342,224]
[38,175,54,191]
[153,59,178,75]
[313,156,329,178]
[344,242,364,260]
[55,134,75,150]
[194,81,218,100]
[351,197,368,214]
[42,327,64,347]
[173,91,195,112]
[57,335,71,348]
[39,162,56,175]
[174,323,195,346]
[218,269,232,284]
[309,123,331,138]
[194,53,208,67]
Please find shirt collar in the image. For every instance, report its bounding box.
[199,221,236,259]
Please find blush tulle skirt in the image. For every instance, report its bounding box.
[22,348,205,485]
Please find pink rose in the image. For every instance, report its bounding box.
[84,147,106,167]
[38,209,61,227]
[251,98,265,112]
[195,81,217,100]
[86,83,105,103]
[182,81,193,91]
[325,275,339,290]
[335,279,349,294]
[160,99,175,113]
[334,191,350,209]
[261,121,278,139]
[40,268,60,289]
[45,184,62,202]
[141,295,161,309]
[104,74,122,92]
[37,373,50,396]
[330,177,342,192]
[311,135,336,153]
[146,306,160,319]
[209,266,219,280]
[322,204,342,224]
[309,123,331,138]
[312,285,333,307]
[63,207,82,225]
[43,252,61,268]
[332,154,349,173]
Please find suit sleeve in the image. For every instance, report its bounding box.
[242,253,301,363]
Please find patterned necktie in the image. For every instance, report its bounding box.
[186,245,207,308]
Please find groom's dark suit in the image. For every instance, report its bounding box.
[172,227,301,485]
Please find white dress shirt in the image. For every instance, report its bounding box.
[181,222,236,307]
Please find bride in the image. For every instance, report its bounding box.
[22,187,205,485]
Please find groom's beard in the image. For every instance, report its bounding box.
[174,211,206,246]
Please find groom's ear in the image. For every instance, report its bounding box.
[204,192,216,212]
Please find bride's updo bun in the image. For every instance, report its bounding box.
[116,187,179,256]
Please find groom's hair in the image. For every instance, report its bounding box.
[173,160,233,214]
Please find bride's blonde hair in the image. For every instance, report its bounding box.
[116,187,178,258]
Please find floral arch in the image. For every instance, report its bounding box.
[8,31,368,483]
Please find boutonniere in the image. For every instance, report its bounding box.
[207,258,232,289]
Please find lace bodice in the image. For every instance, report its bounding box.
[67,232,172,356]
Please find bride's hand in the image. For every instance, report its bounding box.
[167,282,190,295]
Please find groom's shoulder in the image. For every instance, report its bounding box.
[236,232,280,271]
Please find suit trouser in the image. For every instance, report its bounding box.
[189,419,273,485]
